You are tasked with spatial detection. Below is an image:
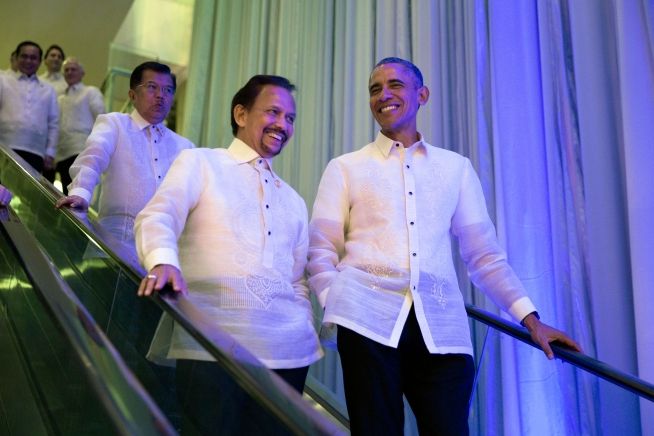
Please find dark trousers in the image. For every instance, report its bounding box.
[13,149,44,173]
[55,155,77,194]
[42,155,77,192]
[337,307,474,436]
[175,359,308,435]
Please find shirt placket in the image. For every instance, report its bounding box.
[255,159,275,268]
[403,147,420,298]
[22,79,35,126]
[149,125,164,186]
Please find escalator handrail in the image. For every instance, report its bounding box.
[465,303,654,401]
[1,145,345,435]
[0,207,176,435]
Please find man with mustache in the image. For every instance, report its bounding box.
[135,75,322,434]
[308,57,581,435]
[56,61,193,245]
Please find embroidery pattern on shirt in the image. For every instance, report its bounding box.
[361,167,393,210]
[245,275,285,308]
[364,264,394,291]
[429,274,448,308]
[417,162,446,223]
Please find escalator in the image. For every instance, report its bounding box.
[4,144,651,435]
[0,201,174,434]
[0,146,344,435]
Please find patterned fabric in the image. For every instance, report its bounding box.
[68,110,194,242]
[308,132,536,355]
[0,70,59,158]
[135,139,323,368]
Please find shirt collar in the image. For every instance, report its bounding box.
[130,110,166,138]
[13,70,38,81]
[131,109,150,129]
[66,82,83,94]
[373,131,427,157]
[43,72,63,81]
[227,138,280,175]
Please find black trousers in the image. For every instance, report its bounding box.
[13,149,44,173]
[175,359,309,435]
[337,307,474,436]
[55,155,77,194]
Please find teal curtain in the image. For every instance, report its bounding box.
[181,1,654,434]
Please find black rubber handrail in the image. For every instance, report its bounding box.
[4,144,651,429]
[466,304,654,402]
[1,145,344,435]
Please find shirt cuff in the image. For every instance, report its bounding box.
[67,187,93,203]
[142,247,180,272]
[507,296,537,323]
[317,286,330,309]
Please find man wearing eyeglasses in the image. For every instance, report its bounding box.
[56,61,194,245]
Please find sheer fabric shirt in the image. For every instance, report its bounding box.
[68,110,193,242]
[308,132,536,355]
[135,139,323,369]
[39,72,67,95]
[57,82,106,161]
[0,70,59,158]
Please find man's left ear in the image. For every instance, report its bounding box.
[418,86,430,106]
[128,89,136,103]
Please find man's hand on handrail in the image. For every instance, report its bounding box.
[523,313,582,360]
[55,195,89,211]
[137,264,188,297]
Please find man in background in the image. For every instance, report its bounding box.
[39,44,66,95]
[54,57,106,194]
[55,61,193,245]
[0,41,58,174]
[2,51,18,74]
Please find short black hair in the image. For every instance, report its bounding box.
[44,44,65,60]
[130,61,176,90]
[15,41,43,59]
[230,75,295,136]
[373,57,424,88]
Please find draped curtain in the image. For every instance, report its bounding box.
[181,1,654,434]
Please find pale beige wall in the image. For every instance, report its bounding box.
[0,0,133,87]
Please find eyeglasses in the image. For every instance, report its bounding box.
[136,81,175,97]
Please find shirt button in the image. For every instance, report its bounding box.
[395,143,399,147]
[410,221,414,225]
[265,204,269,209]
[412,252,417,257]
[408,191,413,195]
[406,165,410,169]
[265,179,268,183]
[154,158,158,161]
[267,231,271,235]
[158,176,161,179]
[259,160,262,164]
